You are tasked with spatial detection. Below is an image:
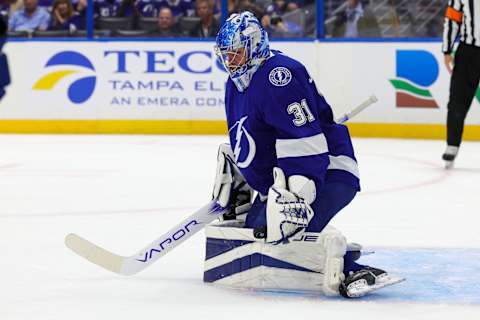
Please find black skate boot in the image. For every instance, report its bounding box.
[339,266,405,298]
[346,243,374,261]
[442,145,459,169]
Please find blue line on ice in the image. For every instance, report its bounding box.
[355,248,480,304]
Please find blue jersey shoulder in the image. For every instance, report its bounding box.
[251,52,310,95]
[256,52,307,85]
[248,52,313,116]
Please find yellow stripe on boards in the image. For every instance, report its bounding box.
[345,123,480,141]
[0,120,480,141]
[0,120,228,134]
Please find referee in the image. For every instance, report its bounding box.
[442,0,480,168]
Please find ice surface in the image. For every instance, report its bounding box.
[0,135,479,320]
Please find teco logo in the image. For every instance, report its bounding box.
[33,51,96,104]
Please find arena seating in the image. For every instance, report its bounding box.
[138,17,158,32]
[178,16,201,35]
[96,16,134,32]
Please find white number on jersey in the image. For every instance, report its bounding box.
[287,99,315,127]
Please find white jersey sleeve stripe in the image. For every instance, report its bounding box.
[276,133,329,159]
[327,155,360,179]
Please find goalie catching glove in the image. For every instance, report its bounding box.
[266,167,316,244]
[212,143,252,220]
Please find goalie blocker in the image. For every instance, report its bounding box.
[203,220,346,296]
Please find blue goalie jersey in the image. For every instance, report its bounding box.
[225,51,360,199]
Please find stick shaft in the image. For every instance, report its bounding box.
[336,95,378,124]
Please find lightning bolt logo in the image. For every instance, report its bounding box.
[229,116,256,169]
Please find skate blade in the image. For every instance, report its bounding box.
[346,275,405,298]
[445,161,454,169]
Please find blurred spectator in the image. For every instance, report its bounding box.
[136,0,162,17]
[8,0,50,31]
[150,6,181,36]
[48,0,75,30]
[0,0,14,17]
[265,0,298,17]
[137,0,193,19]
[160,0,194,18]
[190,0,218,37]
[95,0,120,17]
[228,0,263,20]
[95,0,138,17]
[261,0,302,37]
[69,0,86,29]
[227,0,234,14]
[260,0,301,37]
[38,0,53,8]
[211,0,220,18]
[6,0,23,18]
[331,0,380,38]
[262,12,302,37]
[387,0,400,37]
[116,0,139,17]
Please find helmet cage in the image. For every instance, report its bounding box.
[215,37,252,80]
[215,11,270,92]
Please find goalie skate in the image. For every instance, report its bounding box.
[339,267,405,298]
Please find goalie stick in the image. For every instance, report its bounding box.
[65,201,228,275]
[336,95,377,124]
[65,95,378,276]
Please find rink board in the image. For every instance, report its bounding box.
[250,248,480,305]
[1,40,480,138]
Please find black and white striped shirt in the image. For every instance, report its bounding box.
[443,0,480,53]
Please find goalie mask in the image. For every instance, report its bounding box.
[215,11,270,92]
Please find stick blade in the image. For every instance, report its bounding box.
[65,233,126,275]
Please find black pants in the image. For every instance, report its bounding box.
[447,42,480,146]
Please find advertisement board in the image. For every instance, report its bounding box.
[1,40,479,138]
[317,42,480,125]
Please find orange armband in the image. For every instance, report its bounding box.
[446,6,463,23]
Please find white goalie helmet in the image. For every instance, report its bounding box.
[214,11,270,92]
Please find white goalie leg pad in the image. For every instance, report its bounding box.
[203,221,346,296]
[266,168,316,244]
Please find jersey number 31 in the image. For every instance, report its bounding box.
[287,99,315,127]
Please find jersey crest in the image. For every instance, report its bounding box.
[229,116,256,169]
[269,67,292,87]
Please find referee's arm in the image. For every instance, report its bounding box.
[442,0,463,74]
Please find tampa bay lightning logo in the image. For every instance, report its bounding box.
[269,67,292,87]
[229,116,256,169]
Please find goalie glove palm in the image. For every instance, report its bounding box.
[266,167,315,244]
